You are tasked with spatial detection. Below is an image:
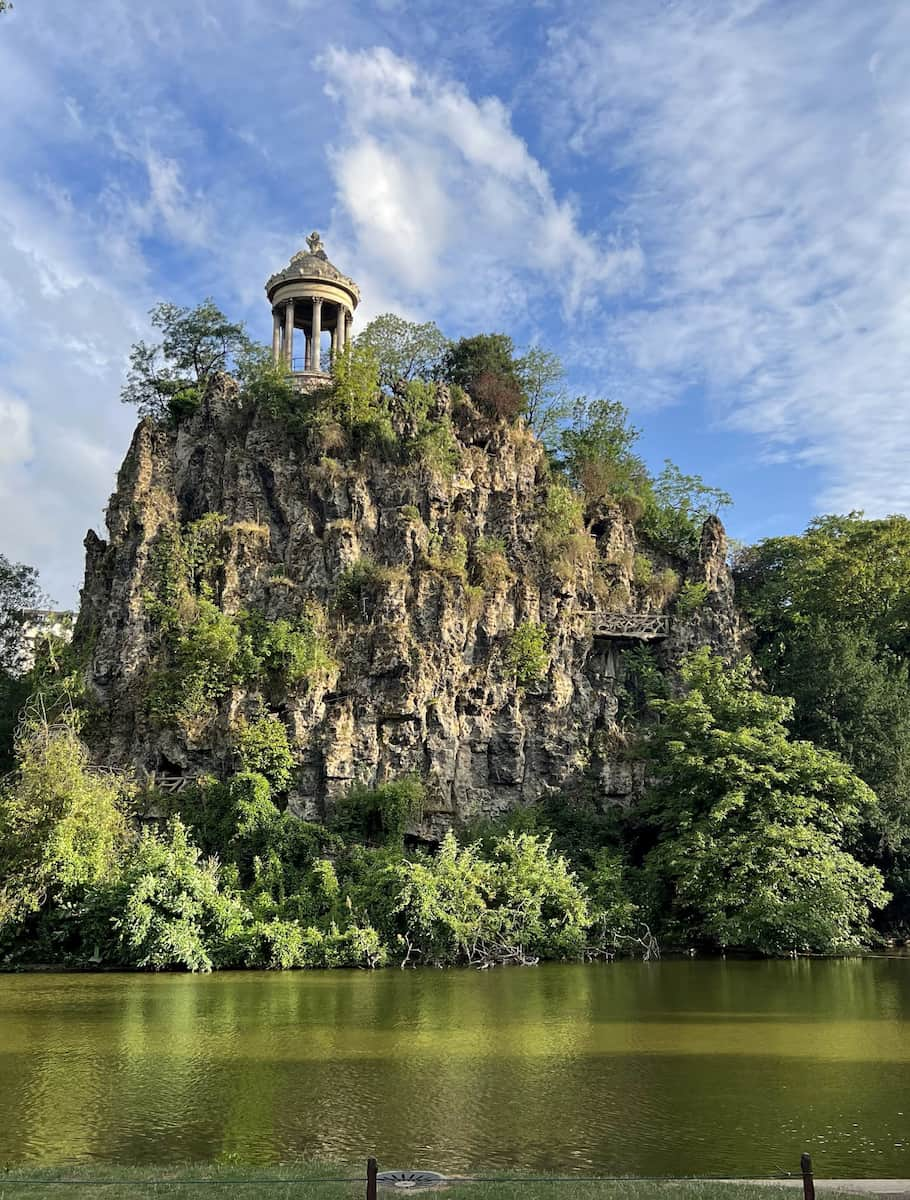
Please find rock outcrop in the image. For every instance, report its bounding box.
[75,381,743,835]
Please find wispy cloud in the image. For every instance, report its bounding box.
[320,46,643,327]
[543,0,910,514]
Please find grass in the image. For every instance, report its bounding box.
[0,1165,862,1200]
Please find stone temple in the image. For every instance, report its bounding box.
[265,232,360,381]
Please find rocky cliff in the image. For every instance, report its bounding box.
[75,379,742,836]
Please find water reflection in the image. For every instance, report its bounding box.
[0,961,907,1175]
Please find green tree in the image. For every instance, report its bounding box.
[637,648,888,953]
[0,714,132,945]
[0,553,43,674]
[443,333,524,419]
[558,398,651,508]
[121,299,250,422]
[737,513,910,925]
[356,313,449,391]
[641,460,732,557]
[515,347,571,450]
[236,716,295,792]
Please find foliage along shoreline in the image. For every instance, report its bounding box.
[0,304,905,971]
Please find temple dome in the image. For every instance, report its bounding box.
[265,232,360,309]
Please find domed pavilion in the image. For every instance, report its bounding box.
[265,232,360,379]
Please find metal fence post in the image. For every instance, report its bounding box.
[801,1152,815,1200]
[367,1157,378,1200]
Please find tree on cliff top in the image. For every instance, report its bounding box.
[443,333,525,419]
[121,300,250,422]
[356,313,449,391]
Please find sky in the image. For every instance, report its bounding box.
[2,0,910,604]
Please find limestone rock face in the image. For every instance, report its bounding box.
[75,382,744,833]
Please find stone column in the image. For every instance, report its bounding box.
[344,308,352,347]
[310,297,323,371]
[272,309,281,362]
[284,298,295,366]
[337,305,347,357]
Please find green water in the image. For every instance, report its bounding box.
[0,960,907,1177]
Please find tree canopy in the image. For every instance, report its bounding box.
[443,333,525,419]
[355,313,449,391]
[0,553,43,676]
[736,513,910,925]
[121,300,250,422]
[635,648,888,953]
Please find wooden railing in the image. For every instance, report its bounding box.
[587,612,671,640]
[147,774,195,794]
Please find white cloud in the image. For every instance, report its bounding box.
[0,188,141,604]
[0,397,33,467]
[320,46,643,326]
[543,0,910,515]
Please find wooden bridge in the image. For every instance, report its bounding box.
[586,613,671,640]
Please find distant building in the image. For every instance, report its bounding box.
[19,609,75,673]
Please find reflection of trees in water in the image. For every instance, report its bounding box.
[2,962,909,1173]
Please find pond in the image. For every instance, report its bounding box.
[1,959,907,1177]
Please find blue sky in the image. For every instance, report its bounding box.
[2,0,910,603]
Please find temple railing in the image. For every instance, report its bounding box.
[586,612,671,640]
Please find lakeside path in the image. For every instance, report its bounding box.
[0,1172,906,1200]
[744,1183,910,1198]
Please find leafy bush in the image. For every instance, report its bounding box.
[537,482,586,569]
[423,532,468,581]
[0,715,132,943]
[334,558,401,621]
[236,716,294,792]
[389,830,590,966]
[646,567,680,608]
[505,621,550,685]
[241,605,335,689]
[332,777,425,846]
[632,555,653,586]
[113,819,249,972]
[147,598,243,727]
[398,380,461,477]
[676,580,710,616]
[472,536,513,588]
[327,343,392,447]
[237,344,297,413]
